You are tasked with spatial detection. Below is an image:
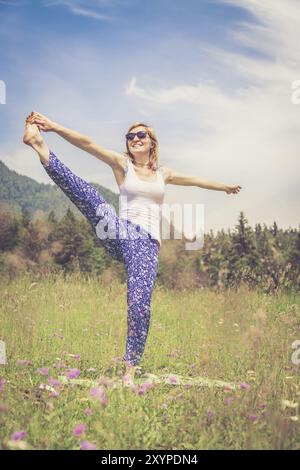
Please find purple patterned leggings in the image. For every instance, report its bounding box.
[41,150,160,366]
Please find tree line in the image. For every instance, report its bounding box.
[0,207,298,294]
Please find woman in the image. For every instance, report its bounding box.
[23,112,242,384]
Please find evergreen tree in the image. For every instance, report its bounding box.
[226,212,258,288]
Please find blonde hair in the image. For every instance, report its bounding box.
[123,122,159,172]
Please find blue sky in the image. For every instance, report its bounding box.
[0,0,299,234]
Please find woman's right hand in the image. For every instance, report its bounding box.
[26,111,59,132]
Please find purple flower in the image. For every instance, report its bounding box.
[11,430,27,441]
[66,368,81,379]
[48,377,61,388]
[68,354,81,361]
[206,409,215,426]
[37,367,49,376]
[90,386,108,407]
[168,375,179,384]
[0,378,6,391]
[248,414,258,421]
[17,359,32,367]
[259,402,267,409]
[240,382,251,390]
[73,423,86,438]
[224,397,234,405]
[84,408,93,416]
[137,381,154,395]
[80,440,97,450]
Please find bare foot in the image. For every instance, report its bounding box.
[23,122,43,146]
[23,122,49,165]
[122,365,137,386]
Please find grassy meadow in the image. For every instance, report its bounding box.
[0,272,300,450]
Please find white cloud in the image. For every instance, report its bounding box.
[42,0,119,21]
[123,0,300,231]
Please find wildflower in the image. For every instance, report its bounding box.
[259,402,267,409]
[248,414,258,421]
[168,375,179,384]
[73,423,86,438]
[67,369,81,379]
[84,408,93,417]
[37,367,49,376]
[224,397,234,405]
[86,368,97,373]
[137,381,154,395]
[11,430,27,441]
[90,386,108,407]
[68,354,81,361]
[48,377,61,388]
[240,382,251,390]
[80,440,97,450]
[0,378,6,391]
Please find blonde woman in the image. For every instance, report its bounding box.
[23,112,241,383]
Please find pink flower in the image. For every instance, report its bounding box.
[90,386,108,407]
[37,367,49,376]
[224,397,234,405]
[84,408,93,417]
[137,381,154,395]
[17,359,32,367]
[73,423,86,438]
[69,354,81,361]
[240,382,251,390]
[259,402,267,409]
[207,410,215,420]
[168,375,179,384]
[66,368,81,379]
[0,378,6,391]
[80,440,97,450]
[48,377,61,388]
[11,430,27,441]
[248,414,258,421]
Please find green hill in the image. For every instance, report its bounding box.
[0,160,119,219]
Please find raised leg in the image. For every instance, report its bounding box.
[23,122,123,261]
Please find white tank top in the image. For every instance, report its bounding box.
[119,157,165,246]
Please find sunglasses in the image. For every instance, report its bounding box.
[126,131,148,141]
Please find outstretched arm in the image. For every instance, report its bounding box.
[162,166,242,194]
[27,111,125,169]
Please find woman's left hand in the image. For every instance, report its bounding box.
[225,184,242,194]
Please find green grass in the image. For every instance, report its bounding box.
[0,272,299,450]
